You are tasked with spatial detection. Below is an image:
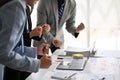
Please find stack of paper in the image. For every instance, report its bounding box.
[65,46,90,57]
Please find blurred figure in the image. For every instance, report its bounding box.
[33,0,85,53]
[0,0,51,80]
[4,0,51,80]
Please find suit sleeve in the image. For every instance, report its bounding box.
[36,0,54,45]
[65,1,79,38]
[0,0,39,73]
[14,46,37,58]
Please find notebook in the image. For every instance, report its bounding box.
[56,57,88,71]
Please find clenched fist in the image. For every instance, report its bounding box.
[37,43,50,55]
[42,24,50,34]
[30,26,42,38]
[52,39,62,48]
[40,55,52,68]
[76,23,85,33]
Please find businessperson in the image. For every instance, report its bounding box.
[0,0,51,80]
[33,0,85,53]
[3,0,51,80]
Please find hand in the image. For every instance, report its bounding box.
[37,43,50,55]
[30,26,43,38]
[42,24,50,34]
[52,39,62,48]
[40,55,52,68]
[76,23,85,33]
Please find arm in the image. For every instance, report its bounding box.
[14,46,37,58]
[37,0,54,45]
[30,24,50,41]
[66,1,84,38]
[65,1,76,37]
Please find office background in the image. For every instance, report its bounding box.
[1,0,120,80]
[31,0,120,50]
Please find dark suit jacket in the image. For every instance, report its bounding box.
[24,6,59,52]
[23,6,42,47]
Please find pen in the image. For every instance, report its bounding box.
[100,77,105,80]
[66,73,77,79]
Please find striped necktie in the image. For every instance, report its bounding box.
[58,0,64,22]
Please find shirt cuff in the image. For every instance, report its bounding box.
[74,32,79,38]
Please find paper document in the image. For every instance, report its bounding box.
[65,46,90,57]
[65,46,90,52]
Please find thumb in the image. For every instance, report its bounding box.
[38,27,42,32]
[43,54,49,57]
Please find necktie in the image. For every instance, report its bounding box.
[58,0,64,22]
[26,5,32,33]
[20,17,28,55]
[20,35,24,55]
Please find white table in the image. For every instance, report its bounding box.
[26,50,120,80]
[26,49,64,80]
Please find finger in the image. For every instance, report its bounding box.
[47,56,51,59]
[43,44,49,50]
[37,27,42,37]
[42,24,47,28]
[45,46,49,50]
[44,52,49,56]
[38,27,42,31]
[80,23,85,28]
[42,54,47,57]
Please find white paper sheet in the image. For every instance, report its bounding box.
[65,46,90,52]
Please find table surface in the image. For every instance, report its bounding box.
[26,49,120,80]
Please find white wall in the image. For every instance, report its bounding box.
[31,0,120,50]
